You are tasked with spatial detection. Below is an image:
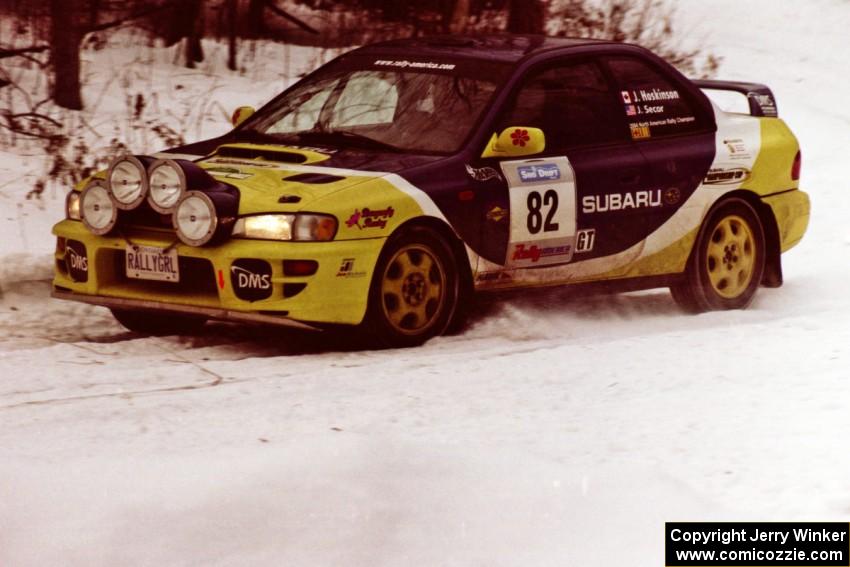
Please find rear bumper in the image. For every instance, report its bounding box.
[763,189,810,252]
[52,220,384,326]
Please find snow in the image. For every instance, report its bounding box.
[1,1,850,565]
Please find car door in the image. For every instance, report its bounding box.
[477,57,649,272]
[600,55,717,234]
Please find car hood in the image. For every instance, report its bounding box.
[166,140,446,215]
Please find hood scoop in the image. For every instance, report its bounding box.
[284,173,345,184]
[216,145,307,164]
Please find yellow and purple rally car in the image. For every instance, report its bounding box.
[53,35,810,347]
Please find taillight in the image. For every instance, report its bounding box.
[791,150,801,181]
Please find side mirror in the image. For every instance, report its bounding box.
[481,127,546,158]
[231,106,255,127]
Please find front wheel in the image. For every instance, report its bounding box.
[362,227,460,348]
[670,199,766,312]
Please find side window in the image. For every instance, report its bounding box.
[501,60,628,149]
[605,56,703,140]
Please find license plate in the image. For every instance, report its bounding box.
[125,245,180,282]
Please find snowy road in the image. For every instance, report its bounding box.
[2,0,850,565]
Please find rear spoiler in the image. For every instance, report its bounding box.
[692,79,779,118]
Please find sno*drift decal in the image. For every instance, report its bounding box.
[517,164,561,183]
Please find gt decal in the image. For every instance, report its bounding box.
[575,229,596,253]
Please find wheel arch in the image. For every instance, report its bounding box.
[388,216,475,332]
[709,189,782,288]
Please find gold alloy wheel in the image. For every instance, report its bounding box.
[705,214,757,299]
[380,243,447,335]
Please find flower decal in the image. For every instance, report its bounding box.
[510,128,530,147]
[345,209,362,229]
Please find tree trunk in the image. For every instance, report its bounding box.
[247,0,266,39]
[448,0,470,34]
[50,0,83,110]
[507,0,545,34]
[184,0,205,68]
[227,0,237,70]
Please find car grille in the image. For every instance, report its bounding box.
[97,249,219,301]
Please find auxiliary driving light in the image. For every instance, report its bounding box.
[80,179,118,235]
[147,159,186,213]
[107,155,149,210]
[173,191,218,246]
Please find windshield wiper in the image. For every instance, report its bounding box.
[295,129,402,152]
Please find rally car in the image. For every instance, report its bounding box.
[53,35,810,347]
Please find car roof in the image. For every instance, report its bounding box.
[355,34,623,65]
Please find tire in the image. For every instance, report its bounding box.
[110,308,207,336]
[671,198,766,313]
[362,227,460,348]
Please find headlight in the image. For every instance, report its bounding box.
[173,191,218,246]
[147,159,186,213]
[80,180,118,235]
[65,190,81,221]
[107,155,149,209]
[232,214,337,241]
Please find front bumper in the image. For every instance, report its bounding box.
[52,220,384,326]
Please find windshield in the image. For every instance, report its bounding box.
[245,55,509,154]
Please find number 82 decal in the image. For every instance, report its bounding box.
[526,190,560,234]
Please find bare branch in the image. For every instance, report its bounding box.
[0,45,50,60]
[265,1,320,34]
[84,2,174,34]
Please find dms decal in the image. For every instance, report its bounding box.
[511,243,572,263]
[345,207,395,230]
[748,92,778,117]
[517,164,561,183]
[582,190,663,214]
[66,240,89,282]
[704,166,752,186]
[231,266,271,289]
[66,245,88,272]
[230,259,273,302]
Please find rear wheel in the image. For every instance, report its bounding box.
[110,308,207,336]
[363,227,460,348]
[671,199,765,312]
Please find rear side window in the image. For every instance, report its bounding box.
[501,60,629,149]
[605,56,703,140]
